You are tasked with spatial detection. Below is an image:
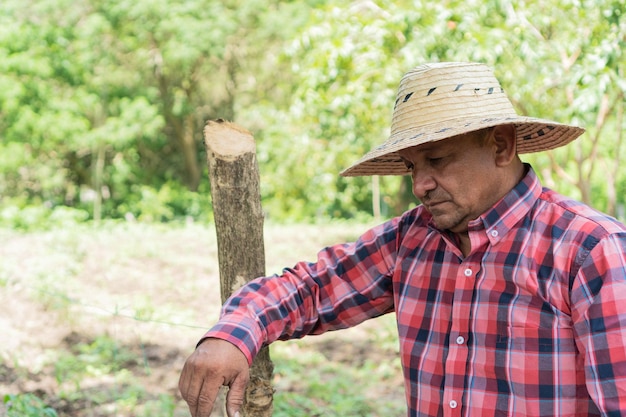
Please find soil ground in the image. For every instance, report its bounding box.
[0,222,405,416]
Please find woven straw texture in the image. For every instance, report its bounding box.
[341,62,584,177]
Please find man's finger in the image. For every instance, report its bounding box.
[195,378,221,417]
[179,357,219,417]
[225,373,249,417]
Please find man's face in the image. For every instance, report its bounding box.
[398,130,504,233]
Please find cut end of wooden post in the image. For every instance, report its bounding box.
[204,120,255,159]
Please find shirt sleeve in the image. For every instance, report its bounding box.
[571,232,626,414]
[202,217,403,365]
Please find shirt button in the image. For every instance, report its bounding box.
[456,336,465,345]
[490,230,499,237]
[449,400,458,409]
[464,268,473,277]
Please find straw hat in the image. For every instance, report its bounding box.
[340,62,585,177]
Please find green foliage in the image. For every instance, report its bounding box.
[3,394,58,417]
[0,0,624,222]
[113,181,213,223]
[54,335,139,385]
[139,395,176,417]
[51,335,154,413]
[271,317,405,416]
[0,0,319,222]
[271,314,404,416]
[273,356,404,416]
[0,204,90,231]
[259,0,626,219]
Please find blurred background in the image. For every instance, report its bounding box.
[0,0,624,416]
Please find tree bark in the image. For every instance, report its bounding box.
[204,119,274,417]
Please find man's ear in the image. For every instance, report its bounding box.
[492,124,517,166]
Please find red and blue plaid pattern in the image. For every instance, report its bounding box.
[204,166,626,416]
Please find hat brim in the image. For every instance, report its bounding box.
[340,116,585,177]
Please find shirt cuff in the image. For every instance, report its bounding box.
[199,315,265,366]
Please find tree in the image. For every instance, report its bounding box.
[0,0,322,221]
[0,0,624,223]
[259,0,626,220]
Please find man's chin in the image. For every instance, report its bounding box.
[431,216,467,233]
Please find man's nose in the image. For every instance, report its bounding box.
[412,170,437,199]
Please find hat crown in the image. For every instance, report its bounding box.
[340,62,585,177]
[391,62,517,137]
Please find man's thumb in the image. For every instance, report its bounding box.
[225,374,247,417]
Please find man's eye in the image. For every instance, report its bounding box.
[403,161,414,170]
[428,157,444,165]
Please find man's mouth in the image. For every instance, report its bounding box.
[425,200,447,210]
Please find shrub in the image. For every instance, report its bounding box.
[3,393,58,417]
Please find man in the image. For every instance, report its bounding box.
[179,62,626,416]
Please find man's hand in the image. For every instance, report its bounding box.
[179,338,250,417]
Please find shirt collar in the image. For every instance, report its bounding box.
[468,163,542,245]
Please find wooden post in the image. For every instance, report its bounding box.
[204,120,274,417]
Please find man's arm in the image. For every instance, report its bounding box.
[572,233,626,414]
[179,216,407,416]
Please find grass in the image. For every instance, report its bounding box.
[0,220,405,416]
[4,393,58,417]
[272,329,406,417]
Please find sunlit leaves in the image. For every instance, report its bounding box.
[0,0,624,221]
[265,0,626,219]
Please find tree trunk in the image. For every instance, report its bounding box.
[181,114,201,191]
[92,141,105,223]
[204,119,274,417]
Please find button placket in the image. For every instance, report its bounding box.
[445,261,475,417]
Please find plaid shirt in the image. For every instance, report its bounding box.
[205,166,626,416]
